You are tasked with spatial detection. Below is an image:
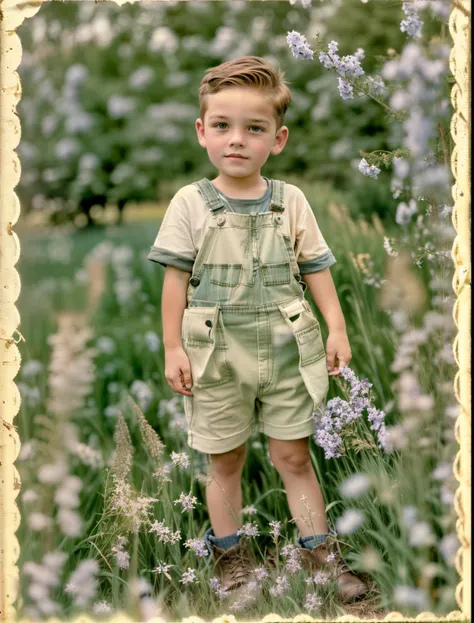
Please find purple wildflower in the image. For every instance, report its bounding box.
[400,2,424,39]
[269,575,290,596]
[269,520,281,538]
[359,158,382,179]
[285,554,303,574]
[305,593,323,612]
[287,31,314,60]
[210,577,230,600]
[314,570,331,585]
[179,568,197,584]
[313,367,389,458]
[338,78,354,100]
[184,538,209,558]
[173,493,198,513]
[254,566,269,582]
[236,522,259,537]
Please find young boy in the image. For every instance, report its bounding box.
[148,56,369,604]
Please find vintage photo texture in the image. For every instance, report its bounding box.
[0,1,470,622]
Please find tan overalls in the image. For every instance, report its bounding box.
[181,178,329,454]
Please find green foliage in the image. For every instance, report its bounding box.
[18,0,415,225]
[15,201,459,619]
[347,173,399,222]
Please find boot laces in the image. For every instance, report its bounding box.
[228,545,253,581]
[215,543,253,583]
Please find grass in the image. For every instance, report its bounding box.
[13,184,461,620]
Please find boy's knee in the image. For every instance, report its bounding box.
[208,443,247,476]
[268,437,312,474]
[271,449,312,475]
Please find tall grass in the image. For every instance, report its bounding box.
[15,186,460,620]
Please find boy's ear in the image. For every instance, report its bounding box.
[196,118,207,148]
[270,125,289,156]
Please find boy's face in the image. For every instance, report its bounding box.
[195,86,289,180]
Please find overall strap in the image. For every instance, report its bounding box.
[194,178,285,215]
[192,179,226,215]
[269,179,285,213]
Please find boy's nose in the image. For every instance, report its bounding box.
[229,131,245,144]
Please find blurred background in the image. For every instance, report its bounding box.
[14,1,461,622]
[17,0,425,230]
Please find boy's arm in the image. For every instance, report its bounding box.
[302,269,346,333]
[162,266,190,348]
[162,266,194,395]
[302,269,351,374]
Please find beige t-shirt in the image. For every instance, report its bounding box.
[148,179,336,275]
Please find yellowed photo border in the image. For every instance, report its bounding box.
[0,0,470,621]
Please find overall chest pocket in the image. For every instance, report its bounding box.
[206,264,242,287]
[261,262,292,286]
[260,228,293,286]
[182,305,233,388]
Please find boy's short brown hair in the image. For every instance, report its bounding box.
[199,56,292,131]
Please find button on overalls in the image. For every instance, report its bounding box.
[181,178,329,454]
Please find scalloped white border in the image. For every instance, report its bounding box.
[0,1,470,622]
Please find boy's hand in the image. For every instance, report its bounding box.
[165,347,193,396]
[325,329,352,376]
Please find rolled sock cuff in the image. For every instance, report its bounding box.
[205,527,240,550]
[298,533,329,549]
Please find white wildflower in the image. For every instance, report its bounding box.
[335,508,365,534]
[339,473,371,498]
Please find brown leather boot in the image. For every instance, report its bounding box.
[211,539,257,592]
[299,535,370,604]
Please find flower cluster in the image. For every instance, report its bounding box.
[179,568,197,585]
[209,577,231,601]
[65,559,100,608]
[173,492,198,513]
[400,1,424,39]
[289,0,313,7]
[359,157,381,180]
[148,519,181,544]
[170,451,190,468]
[304,593,323,612]
[184,537,209,558]
[313,367,390,459]
[281,544,303,574]
[269,520,281,538]
[269,574,290,596]
[111,536,130,570]
[23,552,68,617]
[152,561,173,580]
[286,30,314,61]
[236,521,259,537]
[383,236,399,257]
[335,508,365,535]
[318,40,370,100]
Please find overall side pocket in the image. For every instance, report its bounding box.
[183,305,233,388]
[277,299,329,408]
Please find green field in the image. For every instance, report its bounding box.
[14,187,461,621]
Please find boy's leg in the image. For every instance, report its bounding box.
[203,443,259,594]
[206,442,247,539]
[266,435,370,603]
[267,436,329,541]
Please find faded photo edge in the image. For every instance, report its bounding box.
[0,0,470,621]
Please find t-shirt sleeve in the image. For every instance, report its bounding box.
[294,190,337,275]
[147,190,195,273]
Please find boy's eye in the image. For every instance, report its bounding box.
[213,123,264,132]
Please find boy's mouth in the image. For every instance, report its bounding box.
[225,154,248,159]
